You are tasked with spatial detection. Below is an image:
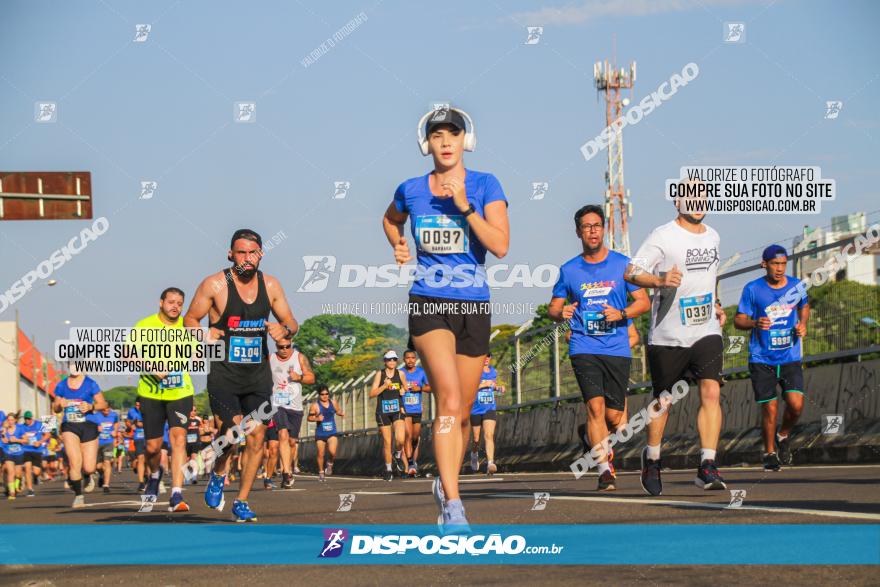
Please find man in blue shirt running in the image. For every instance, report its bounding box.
[549,204,650,491]
[735,245,810,470]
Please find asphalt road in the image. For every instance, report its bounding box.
[1,464,878,585]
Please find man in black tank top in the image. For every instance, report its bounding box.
[183,229,299,522]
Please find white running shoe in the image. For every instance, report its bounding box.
[487,461,497,475]
[84,475,95,493]
[72,495,86,508]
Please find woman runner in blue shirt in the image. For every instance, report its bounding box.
[309,385,344,482]
[382,105,509,532]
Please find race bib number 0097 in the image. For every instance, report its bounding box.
[415,215,469,254]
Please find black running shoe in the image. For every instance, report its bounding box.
[393,454,404,475]
[281,473,294,489]
[597,470,616,492]
[137,481,146,493]
[763,452,781,472]
[695,459,727,490]
[640,447,662,496]
[777,435,792,465]
[103,486,111,494]
[383,469,393,482]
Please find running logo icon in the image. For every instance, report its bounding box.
[134,24,151,42]
[35,102,57,123]
[298,255,337,293]
[140,181,158,200]
[337,335,356,355]
[337,494,356,512]
[235,102,256,123]
[531,492,550,511]
[430,103,450,122]
[727,489,746,508]
[724,22,745,43]
[531,182,549,200]
[318,528,348,558]
[436,416,456,434]
[333,181,351,199]
[525,26,543,45]
[726,336,744,354]
[175,411,187,425]
[824,101,843,119]
[822,414,844,434]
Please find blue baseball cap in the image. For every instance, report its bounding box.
[762,244,788,261]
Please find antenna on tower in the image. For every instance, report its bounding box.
[593,51,636,256]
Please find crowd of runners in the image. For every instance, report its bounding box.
[0,105,811,533]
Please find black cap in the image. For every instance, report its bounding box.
[425,107,466,136]
[230,228,262,249]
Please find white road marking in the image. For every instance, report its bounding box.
[351,491,404,495]
[488,493,880,521]
[79,500,169,508]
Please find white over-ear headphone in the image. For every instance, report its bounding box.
[417,106,476,156]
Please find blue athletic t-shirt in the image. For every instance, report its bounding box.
[402,366,429,414]
[16,421,45,453]
[552,251,639,358]
[127,407,145,440]
[737,275,808,365]
[92,411,119,446]
[393,169,507,301]
[471,366,498,415]
[54,376,101,424]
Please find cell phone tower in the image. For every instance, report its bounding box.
[594,57,636,256]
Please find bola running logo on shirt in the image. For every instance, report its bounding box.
[684,247,719,272]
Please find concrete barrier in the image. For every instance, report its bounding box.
[297,359,880,476]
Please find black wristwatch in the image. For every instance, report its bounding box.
[284,325,294,339]
[461,203,476,217]
[620,309,628,321]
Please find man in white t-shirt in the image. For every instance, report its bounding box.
[269,339,315,489]
[626,197,727,495]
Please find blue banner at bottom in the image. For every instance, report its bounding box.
[1,525,878,565]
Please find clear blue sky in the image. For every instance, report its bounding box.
[2,0,878,388]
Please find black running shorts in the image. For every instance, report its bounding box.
[407,294,491,357]
[647,335,723,398]
[749,362,804,403]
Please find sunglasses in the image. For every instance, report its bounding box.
[277,345,292,350]
[384,357,398,361]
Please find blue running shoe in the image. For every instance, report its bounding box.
[232,499,257,522]
[204,472,226,510]
[440,499,470,535]
[144,477,160,501]
[168,492,190,512]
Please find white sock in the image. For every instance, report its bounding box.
[597,462,610,475]
[385,463,392,471]
[172,487,181,496]
[150,471,160,480]
[777,433,788,441]
[700,448,716,462]
[394,451,401,459]
[646,444,661,460]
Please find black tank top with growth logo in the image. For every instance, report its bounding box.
[207,269,273,393]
